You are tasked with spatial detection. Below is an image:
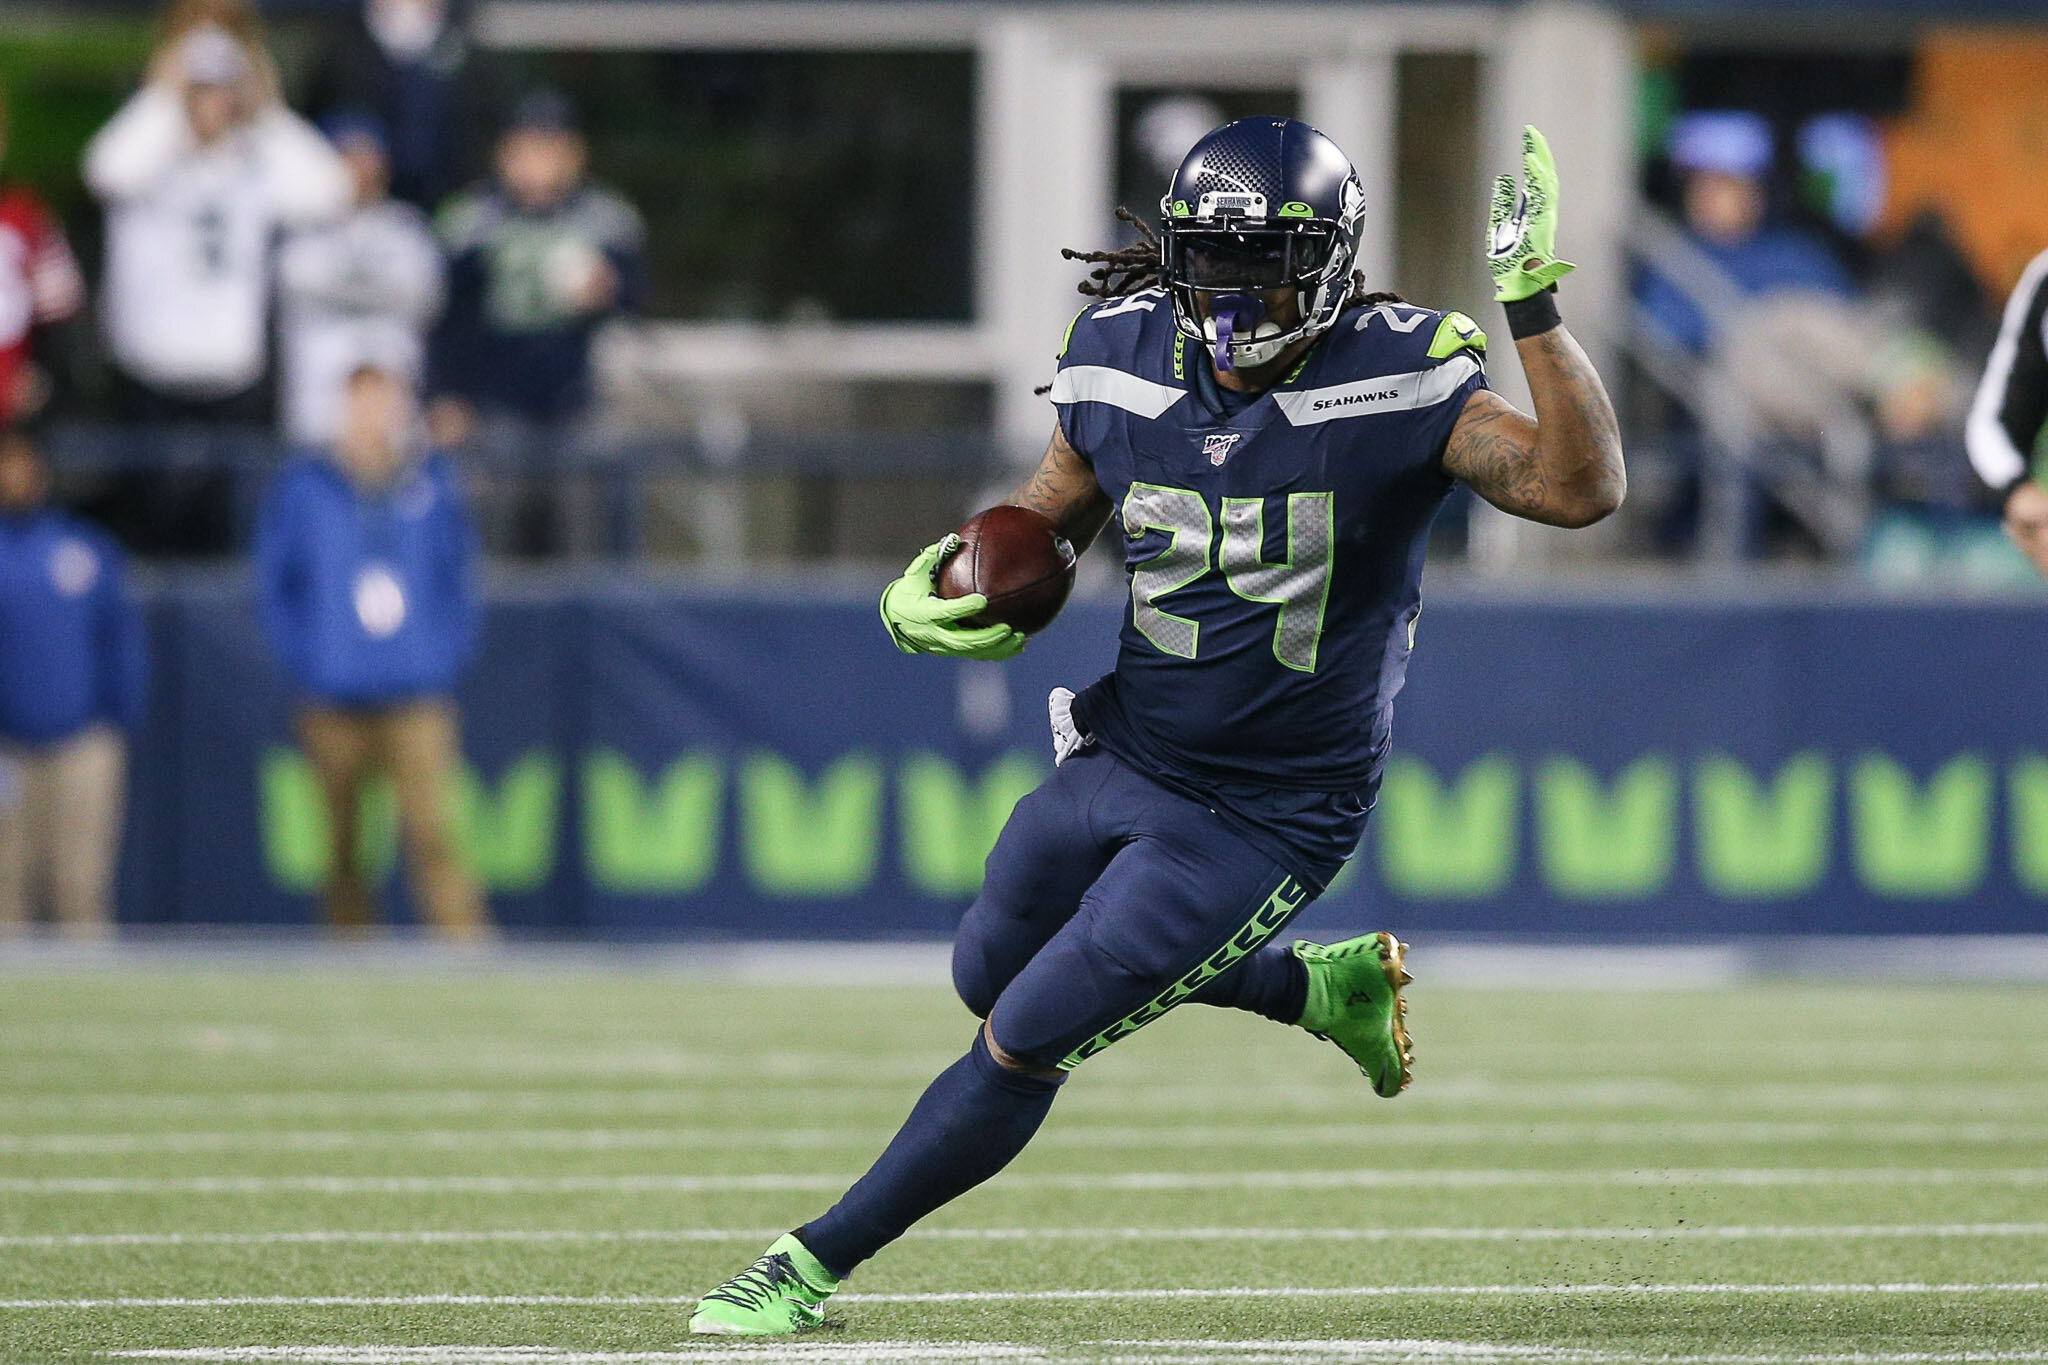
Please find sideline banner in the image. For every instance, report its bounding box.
[122,583,2048,937]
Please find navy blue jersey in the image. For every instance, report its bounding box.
[1050,287,1487,877]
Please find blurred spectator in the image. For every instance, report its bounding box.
[1866,211,1997,363]
[428,90,646,429]
[85,25,348,423]
[304,0,507,212]
[154,0,269,60]
[1633,110,1969,556]
[1796,113,1889,246]
[256,362,487,938]
[0,429,146,939]
[1648,113,1962,442]
[279,112,445,447]
[1795,111,1995,365]
[0,88,89,427]
[427,91,646,554]
[84,24,349,556]
[1637,110,1856,356]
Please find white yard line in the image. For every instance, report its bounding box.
[4,1168,2045,1196]
[8,1284,2048,1311]
[108,1351,1053,1365]
[0,1088,799,1121]
[6,1118,2044,1155]
[9,1077,2048,1120]
[94,1347,2048,1365]
[12,1026,2039,1071]
[1109,1346,2048,1364]
[5,931,2047,982]
[6,1052,959,1083]
[6,1222,2047,1251]
[845,1282,2048,1303]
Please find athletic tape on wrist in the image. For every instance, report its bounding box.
[1503,287,1562,340]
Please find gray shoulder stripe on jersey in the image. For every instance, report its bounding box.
[1046,366,1185,419]
[1271,355,1482,426]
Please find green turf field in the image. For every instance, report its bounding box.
[1,959,2044,1363]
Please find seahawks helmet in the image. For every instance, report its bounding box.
[1158,118,1366,371]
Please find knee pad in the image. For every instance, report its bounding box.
[950,931,997,1019]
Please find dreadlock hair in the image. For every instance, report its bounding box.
[1035,206,1403,393]
[1062,207,1171,299]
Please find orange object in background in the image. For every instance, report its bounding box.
[1881,28,2048,300]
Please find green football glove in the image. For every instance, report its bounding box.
[879,539,1026,661]
[1487,125,1577,304]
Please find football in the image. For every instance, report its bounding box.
[934,505,1079,635]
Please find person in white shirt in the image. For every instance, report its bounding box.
[278,112,444,447]
[84,25,349,421]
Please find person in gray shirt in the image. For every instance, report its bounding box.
[279,111,445,447]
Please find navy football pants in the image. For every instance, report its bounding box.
[797,746,1318,1276]
[954,747,1317,1071]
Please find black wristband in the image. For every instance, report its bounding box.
[1502,287,1562,340]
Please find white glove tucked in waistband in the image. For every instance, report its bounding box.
[1048,687,1094,767]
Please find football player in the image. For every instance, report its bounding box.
[691,119,1623,1336]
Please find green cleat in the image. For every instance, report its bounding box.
[1293,932,1414,1097]
[688,1232,840,1336]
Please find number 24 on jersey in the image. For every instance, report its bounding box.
[1122,484,1334,673]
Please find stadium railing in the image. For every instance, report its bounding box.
[40,421,1007,560]
[1620,209,1882,562]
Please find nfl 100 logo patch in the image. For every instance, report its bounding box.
[1202,432,1242,466]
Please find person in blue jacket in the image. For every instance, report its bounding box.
[1635,109,1856,356]
[0,426,146,937]
[256,359,488,937]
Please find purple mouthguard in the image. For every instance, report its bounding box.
[1209,294,1267,373]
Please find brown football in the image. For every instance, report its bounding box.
[934,505,1078,635]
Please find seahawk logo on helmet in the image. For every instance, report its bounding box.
[1158,118,1366,372]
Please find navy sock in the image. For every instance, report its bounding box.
[1187,944,1308,1025]
[799,1029,1062,1278]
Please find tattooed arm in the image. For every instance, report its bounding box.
[1005,424,1116,551]
[1442,326,1625,529]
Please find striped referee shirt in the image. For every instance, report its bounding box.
[1968,247,2048,507]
